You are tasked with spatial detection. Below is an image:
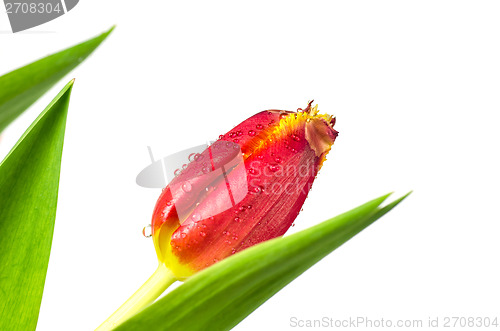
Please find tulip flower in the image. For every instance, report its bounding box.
[97,101,338,330]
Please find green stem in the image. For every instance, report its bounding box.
[96,263,177,331]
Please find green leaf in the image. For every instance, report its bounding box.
[116,192,411,331]
[0,80,74,331]
[0,26,113,133]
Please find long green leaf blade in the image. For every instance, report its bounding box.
[0,26,113,133]
[0,80,74,331]
[116,192,410,331]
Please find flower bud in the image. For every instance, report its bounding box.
[151,102,338,279]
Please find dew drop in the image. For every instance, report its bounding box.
[247,205,252,209]
[231,248,237,254]
[191,213,201,221]
[236,131,243,136]
[174,169,181,176]
[256,124,264,130]
[199,231,206,237]
[252,186,262,194]
[275,156,282,163]
[202,167,210,174]
[291,148,297,153]
[232,236,238,240]
[238,206,245,211]
[268,164,280,172]
[181,233,187,239]
[229,132,236,138]
[248,168,256,175]
[219,135,224,139]
[182,163,188,170]
[292,134,301,142]
[233,139,239,143]
[234,217,240,222]
[142,224,152,238]
[182,182,192,192]
[257,155,264,160]
[166,201,172,206]
[248,130,256,136]
[280,113,287,119]
[188,153,197,162]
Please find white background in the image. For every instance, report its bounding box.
[1,1,499,330]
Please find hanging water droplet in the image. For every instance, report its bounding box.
[142,224,152,238]
[182,163,188,170]
[188,153,197,162]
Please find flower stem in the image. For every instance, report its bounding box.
[96,263,177,330]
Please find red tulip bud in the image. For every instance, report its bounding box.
[151,101,338,279]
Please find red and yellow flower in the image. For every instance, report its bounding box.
[151,101,338,279]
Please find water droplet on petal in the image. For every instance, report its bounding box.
[248,130,256,136]
[256,124,264,130]
[181,233,187,239]
[202,167,210,174]
[292,134,301,141]
[252,186,262,194]
[247,205,252,209]
[219,135,224,139]
[199,231,206,237]
[142,224,152,238]
[174,169,181,176]
[188,153,197,162]
[268,164,280,172]
[182,182,192,192]
[275,156,282,163]
[234,217,240,222]
[191,213,201,221]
